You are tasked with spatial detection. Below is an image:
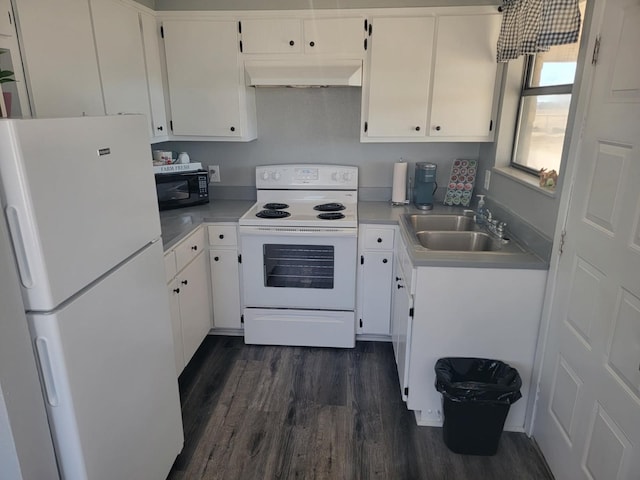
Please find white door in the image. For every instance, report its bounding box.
[429,14,500,138]
[28,241,183,480]
[365,16,434,137]
[163,20,242,137]
[0,116,160,311]
[91,0,151,124]
[13,0,104,117]
[534,1,640,478]
[210,249,242,329]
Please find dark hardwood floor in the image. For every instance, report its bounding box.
[168,336,553,480]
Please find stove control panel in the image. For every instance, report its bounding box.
[256,164,358,190]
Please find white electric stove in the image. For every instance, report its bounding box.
[238,165,359,348]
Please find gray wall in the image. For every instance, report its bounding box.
[155,0,498,11]
[133,0,155,9]
[159,87,481,201]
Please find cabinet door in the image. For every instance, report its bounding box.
[163,20,242,137]
[178,252,212,366]
[391,262,412,402]
[303,17,364,55]
[140,12,168,138]
[210,250,242,329]
[429,14,500,138]
[358,251,393,335]
[0,0,12,37]
[91,0,151,121]
[365,17,434,137]
[241,18,302,54]
[14,0,104,117]
[167,280,184,375]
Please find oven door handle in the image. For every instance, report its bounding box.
[239,226,357,237]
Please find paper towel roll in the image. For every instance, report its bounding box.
[391,162,408,204]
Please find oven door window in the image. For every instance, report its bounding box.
[156,180,190,201]
[264,244,334,289]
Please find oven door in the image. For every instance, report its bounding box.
[239,226,357,310]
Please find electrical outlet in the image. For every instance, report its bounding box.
[208,165,220,183]
[484,170,491,190]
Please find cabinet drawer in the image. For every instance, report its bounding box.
[164,250,177,283]
[207,224,237,247]
[175,226,206,272]
[363,227,395,250]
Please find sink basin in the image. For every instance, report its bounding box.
[416,231,502,251]
[404,214,475,232]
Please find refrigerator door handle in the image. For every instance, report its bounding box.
[6,205,34,288]
[35,337,59,406]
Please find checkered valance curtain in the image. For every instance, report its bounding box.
[497,0,582,62]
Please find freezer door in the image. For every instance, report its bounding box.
[0,116,161,311]
[28,241,183,480]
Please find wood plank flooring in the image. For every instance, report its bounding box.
[168,336,553,480]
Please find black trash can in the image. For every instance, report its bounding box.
[434,357,522,456]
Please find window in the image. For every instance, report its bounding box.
[511,2,586,175]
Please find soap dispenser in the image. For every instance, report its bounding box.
[476,195,486,225]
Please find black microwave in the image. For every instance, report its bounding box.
[155,170,209,211]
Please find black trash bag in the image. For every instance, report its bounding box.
[435,357,522,405]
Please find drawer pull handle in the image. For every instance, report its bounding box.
[181,280,188,285]
[219,234,224,239]
[191,245,198,251]
[396,277,401,281]
[173,288,180,294]
[397,284,404,289]
[377,237,382,243]
[214,256,220,262]
[382,258,388,264]
[289,40,295,46]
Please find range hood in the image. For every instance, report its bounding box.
[244,59,363,87]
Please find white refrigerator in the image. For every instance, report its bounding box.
[0,115,184,480]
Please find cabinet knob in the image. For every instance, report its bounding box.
[173,288,180,294]
[397,284,405,289]
[377,237,382,243]
[214,256,220,262]
[382,258,388,263]
[181,280,188,285]
[289,40,295,46]
[309,41,315,47]
[396,277,401,281]
[157,125,163,131]
[191,245,198,251]
[434,125,441,131]
[415,126,421,132]
[219,234,224,239]
[230,126,235,132]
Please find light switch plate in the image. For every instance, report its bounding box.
[209,165,220,183]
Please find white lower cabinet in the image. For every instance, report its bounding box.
[356,224,396,336]
[391,233,546,431]
[208,224,242,331]
[165,226,212,375]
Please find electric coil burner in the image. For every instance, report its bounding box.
[239,164,359,348]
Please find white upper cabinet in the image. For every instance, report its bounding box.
[91,0,150,119]
[140,12,168,139]
[14,0,104,117]
[302,17,364,55]
[362,9,501,142]
[240,16,365,56]
[365,16,435,138]
[241,18,302,54]
[429,14,501,138]
[162,20,256,140]
[0,0,13,37]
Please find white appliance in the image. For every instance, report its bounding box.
[0,116,183,480]
[239,164,358,348]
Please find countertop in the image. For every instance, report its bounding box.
[159,200,548,270]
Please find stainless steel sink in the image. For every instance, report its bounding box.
[415,231,502,251]
[404,214,475,232]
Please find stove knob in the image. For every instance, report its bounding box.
[331,171,339,181]
[261,171,270,181]
[272,171,281,181]
[343,172,353,182]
